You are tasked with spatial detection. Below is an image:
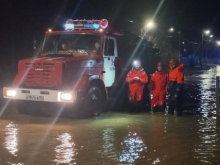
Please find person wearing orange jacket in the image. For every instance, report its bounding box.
[149,62,168,112]
[126,60,148,112]
[167,59,184,116]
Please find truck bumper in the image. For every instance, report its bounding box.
[3,87,76,103]
[13,99,83,117]
[16,100,78,112]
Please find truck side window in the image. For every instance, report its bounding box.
[105,38,115,56]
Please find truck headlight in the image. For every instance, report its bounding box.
[3,88,17,97]
[57,92,75,102]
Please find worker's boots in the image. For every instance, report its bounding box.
[151,106,158,113]
[136,101,143,112]
[158,106,165,112]
[176,108,183,116]
[168,107,174,114]
[129,102,138,113]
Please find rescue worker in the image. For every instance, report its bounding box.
[126,60,148,112]
[149,61,168,112]
[167,59,184,116]
[59,42,70,52]
[61,42,69,50]
[91,42,100,54]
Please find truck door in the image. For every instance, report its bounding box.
[103,36,117,87]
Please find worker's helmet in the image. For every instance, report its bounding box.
[133,60,141,70]
[157,61,163,71]
[169,59,177,66]
[157,61,163,67]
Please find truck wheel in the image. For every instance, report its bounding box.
[83,86,103,117]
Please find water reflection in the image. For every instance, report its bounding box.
[152,158,160,164]
[100,128,117,160]
[4,122,18,156]
[119,132,147,164]
[53,133,76,164]
[192,67,220,163]
[195,117,219,164]
[198,68,216,115]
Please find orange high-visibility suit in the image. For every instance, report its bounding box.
[149,71,168,107]
[126,68,148,102]
[168,63,184,115]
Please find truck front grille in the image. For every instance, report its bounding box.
[23,62,63,88]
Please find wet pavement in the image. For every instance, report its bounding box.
[0,65,220,165]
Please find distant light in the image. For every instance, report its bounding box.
[146,22,154,28]
[65,24,74,31]
[99,29,103,32]
[169,28,174,32]
[182,42,185,44]
[48,29,52,32]
[217,41,220,46]
[210,35,213,38]
[204,30,210,35]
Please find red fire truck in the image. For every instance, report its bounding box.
[3,19,159,117]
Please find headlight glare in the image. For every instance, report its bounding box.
[57,92,75,102]
[3,89,16,97]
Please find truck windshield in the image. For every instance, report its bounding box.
[42,33,102,54]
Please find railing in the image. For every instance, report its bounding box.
[215,76,220,131]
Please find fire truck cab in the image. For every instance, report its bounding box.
[3,19,118,117]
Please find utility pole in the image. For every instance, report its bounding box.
[178,31,181,62]
[200,34,203,68]
[201,30,211,68]
[33,37,37,56]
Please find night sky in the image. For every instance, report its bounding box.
[0,0,220,62]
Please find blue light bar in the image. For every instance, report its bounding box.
[93,23,99,29]
[83,23,99,29]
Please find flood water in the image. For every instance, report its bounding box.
[0,65,220,165]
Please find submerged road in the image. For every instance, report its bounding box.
[0,65,219,165]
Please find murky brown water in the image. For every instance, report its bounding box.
[0,65,220,165]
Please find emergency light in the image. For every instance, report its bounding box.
[65,24,74,31]
[65,19,74,31]
[83,23,99,29]
[64,19,108,31]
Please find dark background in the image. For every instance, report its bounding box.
[0,0,220,80]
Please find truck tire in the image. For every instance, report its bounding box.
[83,86,103,118]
